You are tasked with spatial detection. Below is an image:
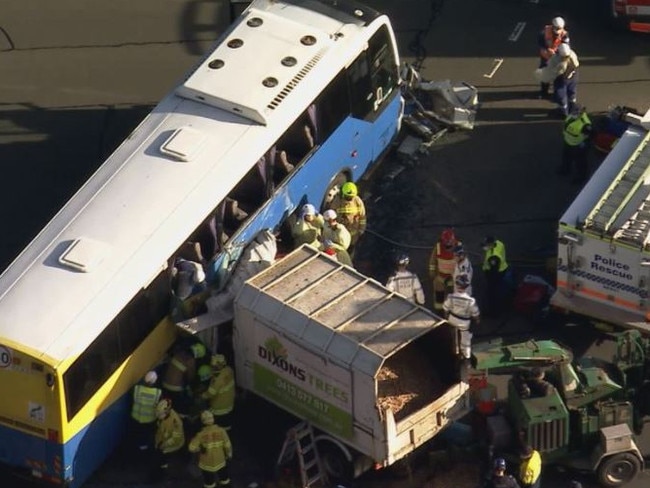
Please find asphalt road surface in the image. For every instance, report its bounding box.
[1,1,650,487]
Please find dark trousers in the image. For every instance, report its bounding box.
[559,142,589,182]
[201,464,231,488]
[131,418,156,451]
[484,269,505,318]
[553,73,578,115]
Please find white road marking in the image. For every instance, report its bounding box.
[483,58,504,79]
[509,22,526,42]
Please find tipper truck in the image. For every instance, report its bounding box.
[230,244,470,479]
[552,108,650,333]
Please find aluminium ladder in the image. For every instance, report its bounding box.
[277,421,329,488]
[584,131,650,235]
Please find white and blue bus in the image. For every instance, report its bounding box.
[0,0,403,486]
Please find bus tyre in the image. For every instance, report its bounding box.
[317,440,353,484]
[322,172,349,211]
[597,452,641,487]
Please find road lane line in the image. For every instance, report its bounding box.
[509,22,526,42]
[483,58,504,79]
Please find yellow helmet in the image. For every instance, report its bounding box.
[341,181,358,198]
[200,410,215,426]
[211,354,227,368]
[156,399,172,419]
[198,364,213,382]
[190,342,207,359]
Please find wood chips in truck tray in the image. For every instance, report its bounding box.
[377,347,443,421]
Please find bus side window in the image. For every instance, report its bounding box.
[348,49,374,119]
[63,270,171,420]
[367,25,398,109]
[315,69,349,141]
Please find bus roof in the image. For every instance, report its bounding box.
[0,0,387,365]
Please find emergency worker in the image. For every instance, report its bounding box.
[518,445,542,488]
[335,182,367,252]
[428,228,459,312]
[201,354,236,431]
[481,236,511,318]
[153,399,186,481]
[320,209,353,266]
[162,340,207,416]
[485,458,521,488]
[443,274,480,361]
[131,370,162,452]
[170,257,207,321]
[452,245,474,296]
[537,16,570,98]
[551,44,581,117]
[290,203,324,249]
[527,367,555,397]
[557,104,592,184]
[386,254,425,305]
[189,410,233,488]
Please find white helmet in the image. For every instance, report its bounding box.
[552,17,565,29]
[301,203,316,217]
[144,370,158,385]
[323,209,337,221]
[557,43,571,57]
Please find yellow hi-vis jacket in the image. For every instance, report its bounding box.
[189,424,232,472]
[131,384,161,424]
[336,196,367,240]
[563,112,592,147]
[291,214,324,249]
[482,240,508,272]
[155,409,185,454]
[202,366,236,416]
[519,449,542,486]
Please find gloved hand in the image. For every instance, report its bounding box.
[323,239,333,248]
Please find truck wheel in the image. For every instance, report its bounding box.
[597,452,641,487]
[317,440,353,484]
[321,171,349,212]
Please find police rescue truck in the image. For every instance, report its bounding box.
[552,108,650,333]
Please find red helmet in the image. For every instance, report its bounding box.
[440,228,456,247]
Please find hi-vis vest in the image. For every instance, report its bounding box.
[540,26,568,60]
[482,240,508,272]
[563,112,591,146]
[131,384,162,423]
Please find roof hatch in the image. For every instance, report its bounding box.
[159,126,207,162]
[59,238,111,272]
[175,8,332,125]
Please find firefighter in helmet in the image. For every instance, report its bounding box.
[189,410,233,488]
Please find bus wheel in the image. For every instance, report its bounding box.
[321,172,349,211]
[597,452,641,487]
[317,440,353,484]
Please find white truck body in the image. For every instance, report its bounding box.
[233,245,470,466]
[552,109,650,333]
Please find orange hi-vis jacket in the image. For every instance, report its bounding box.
[539,25,569,60]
